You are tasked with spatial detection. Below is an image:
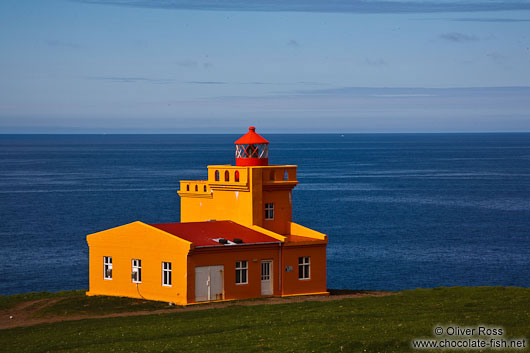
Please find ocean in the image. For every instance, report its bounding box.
[1,133,529,295]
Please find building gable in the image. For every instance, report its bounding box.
[87,221,192,253]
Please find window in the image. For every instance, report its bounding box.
[215,170,220,181]
[195,185,198,192]
[284,170,288,181]
[203,185,207,192]
[235,170,240,182]
[186,185,190,191]
[225,170,230,181]
[103,256,112,280]
[265,203,274,220]
[299,257,310,279]
[132,259,141,283]
[235,260,248,284]
[162,262,172,287]
[270,171,275,181]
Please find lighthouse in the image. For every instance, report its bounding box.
[87,127,328,305]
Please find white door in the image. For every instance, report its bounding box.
[210,265,224,301]
[195,266,224,302]
[195,266,210,302]
[261,260,273,296]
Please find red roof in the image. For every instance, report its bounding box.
[150,221,280,247]
[234,126,269,145]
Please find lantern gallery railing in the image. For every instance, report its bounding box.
[235,144,269,159]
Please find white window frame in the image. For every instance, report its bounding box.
[132,259,142,283]
[235,260,248,285]
[162,261,172,287]
[265,203,274,220]
[103,256,112,280]
[298,256,310,280]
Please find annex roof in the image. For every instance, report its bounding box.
[150,220,281,247]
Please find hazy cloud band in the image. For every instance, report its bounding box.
[73,0,530,14]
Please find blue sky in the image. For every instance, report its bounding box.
[0,0,529,133]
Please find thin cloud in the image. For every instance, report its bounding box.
[452,17,530,22]
[287,39,299,47]
[45,40,80,49]
[363,58,388,66]
[439,32,479,42]
[176,60,213,69]
[88,76,175,84]
[86,77,325,86]
[486,52,509,65]
[73,0,530,14]
[176,60,198,68]
[185,81,227,85]
[290,86,530,97]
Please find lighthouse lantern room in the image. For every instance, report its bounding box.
[235,126,269,166]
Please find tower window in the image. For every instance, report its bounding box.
[195,185,198,192]
[103,256,112,280]
[215,170,220,181]
[225,170,230,182]
[186,185,190,191]
[235,260,248,284]
[235,170,240,182]
[162,262,172,287]
[265,203,274,220]
[284,170,288,181]
[204,185,207,192]
[132,259,142,283]
[298,256,310,280]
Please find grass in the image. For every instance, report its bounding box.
[0,290,85,310]
[35,293,177,317]
[0,289,177,316]
[1,287,529,352]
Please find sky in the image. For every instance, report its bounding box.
[0,0,529,133]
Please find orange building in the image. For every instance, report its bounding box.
[86,127,328,305]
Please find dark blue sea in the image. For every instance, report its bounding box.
[1,134,529,295]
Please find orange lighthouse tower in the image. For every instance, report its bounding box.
[87,127,328,305]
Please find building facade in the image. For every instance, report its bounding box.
[87,127,328,305]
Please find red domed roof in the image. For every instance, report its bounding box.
[234,127,269,145]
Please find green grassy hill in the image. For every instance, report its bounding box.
[1,287,529,352]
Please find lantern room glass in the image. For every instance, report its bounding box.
[235,143,269,159]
